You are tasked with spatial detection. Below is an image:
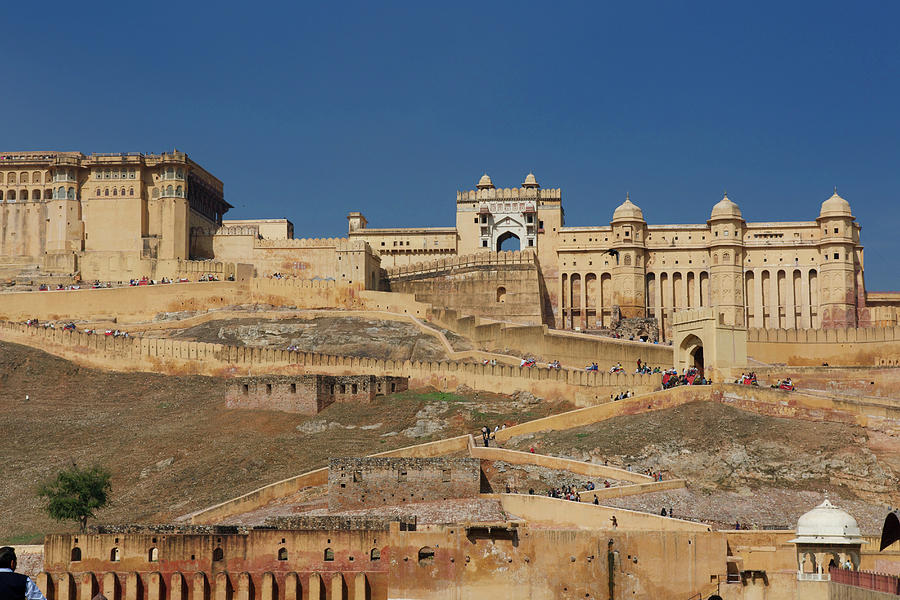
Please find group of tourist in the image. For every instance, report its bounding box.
[585,362,600,371]
[772,377,795,391]
[661,367,711,388]
[480,424,506,447]
[610,390,633,401]
[737,372,759,386]
[480,358,499,366]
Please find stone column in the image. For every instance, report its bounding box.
[353,573,368,600]
[752,270,764,328]
[785,269,797,329]
[692,272,702,309]
[236,573,253,600]
[35,572,53,600]
[192,572,209,600]
[125,572,141,600]
[260,573,276,600]
[214,571,231,600]
[79,573,97,600]
[308,573,323,600]
[170,573,186,600]
[579,272,587,330]
[57,573,75,600]
[330,573,345,600]
[800,269,812,329]
[654,273,663,340]
[284,573,301,600]
[147,572,164,600]
[102,573,119,600]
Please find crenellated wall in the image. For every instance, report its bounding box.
[0,321,665,405]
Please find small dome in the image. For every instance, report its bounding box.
[522,173,540,188]
[820,189,852,218]
[790,499,864,545]
[476,173,494,190]
[612,195,644,222]
[710,193,742,219]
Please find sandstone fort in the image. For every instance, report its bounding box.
[2,149,900,600]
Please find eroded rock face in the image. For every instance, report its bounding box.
[166,316,449,362]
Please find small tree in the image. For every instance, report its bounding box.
[38,465,112,532]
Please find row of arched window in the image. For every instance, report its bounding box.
[0,190,50,201]
[162,167,185,180]
[152,185,184,198]
[70,545,387,563]
[3,171,47,184]
[94,168,137,180]
[95,187,135,197]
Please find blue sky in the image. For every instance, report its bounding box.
[3,1,898,290]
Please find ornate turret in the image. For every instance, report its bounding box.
[476,173,494,190]
[522,172,540,189]
[609,194,646,319]
[816,189,858,327]
[707,193,745,327]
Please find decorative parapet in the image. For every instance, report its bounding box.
[385,249,538,280]
[456,187,561,202]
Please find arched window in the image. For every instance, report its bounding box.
[56,186,64,199]
[152,188,159,198]
[32,190,40,200]
[110,547,120,562]
[166,185,173,196]
[7,190,15,201]
[723,252,730,263]
[496,287,506,303]
[418,547,435,565]
[324,548,334,561]
[67,187,75,200]
[277,547,288,561]
[175,186,183,197]
[32,171,40,183]
[70,547,81,561]
[624,254,632,266]
[0,191,4,201]
[7,173,15,184]
[105,188,109,196]
[713,254,718,265]
[148,547,158,561]
[112,188,117,196]
[176,168,184,179]
[212,547,224,561]
[44,189,52,199]
[370,548,380,561]
[20,172,30,183]
[120,188,126,196]
[129,188,134,196]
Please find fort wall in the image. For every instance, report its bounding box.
[327,457,480,511]
[0,321,665,405]
[747,326,900,366]
[384,251,545,325]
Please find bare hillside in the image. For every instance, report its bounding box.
[0,341,566,543]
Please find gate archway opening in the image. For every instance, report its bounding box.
[679,334,705,375]
[497,232,521,252]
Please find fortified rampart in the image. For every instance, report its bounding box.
[0,321,663,405]
[747,326,900,366]
[383,250,546,326]
[327,457,480,511]
[37,522,728,600]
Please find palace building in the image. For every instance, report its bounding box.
[0,151,896,336]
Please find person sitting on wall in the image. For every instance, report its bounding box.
[0,546,47,600]
[593,495,600,505]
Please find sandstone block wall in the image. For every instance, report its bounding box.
[748,326,900,366]
[384,251,545,325]
[327,457,480,511]
[225,375,409,414]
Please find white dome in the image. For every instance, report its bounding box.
[612,195,644,222]
[710,193,742,219]
[819,190,852,218]
[790,499,864,545]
